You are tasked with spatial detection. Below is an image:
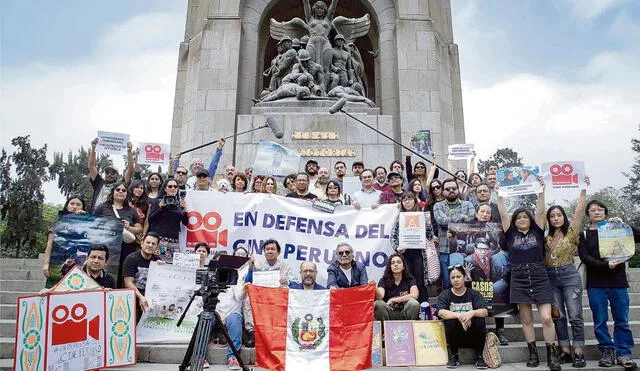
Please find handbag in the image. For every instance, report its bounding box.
[113,206,136,244]
[483,332,502,368]
[424,239,440,284]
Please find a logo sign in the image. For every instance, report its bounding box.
[51,303,100,345]
[404,214,421,229]
[541,161,585,190]
[292,313,326,350]
[137,142,169,165]
[549,163,578,186]
[185,211,229,249]
[143,144,164,162]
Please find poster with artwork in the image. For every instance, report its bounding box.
[371,321,382,367]
[409,130,432,157]
[253,140,300,176]
[597,221,635,262]
[541,161,586,190]
[398,212,427,249]
[383,321,416,366]
[496,166,542,197]
[413,321,448,366]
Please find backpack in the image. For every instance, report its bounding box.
[483,332,502,368]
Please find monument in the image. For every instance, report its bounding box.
[170,0,465,176]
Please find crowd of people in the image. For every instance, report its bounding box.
[39,136,639,370]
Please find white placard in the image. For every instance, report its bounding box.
[540,161,586,190]
[173,252,201,268]
[138,142,169,166]
[342,176,361,196]
[97,131,130,155]
[398,212,426,249]
[253,270,282,288]
[448,144,475,160]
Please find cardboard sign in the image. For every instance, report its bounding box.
[448,144,475,160]
[399,212,427,249]
[384,320,416,366]
[598,221,635,262]
[413,321,448,366]
[409,130,432,157]
[173,252,201,268]
[541,161,586,190]
[96,131,129,155]
[496,166,542,197]
[138,142,169,166]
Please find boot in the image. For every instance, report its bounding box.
[546,343,562,371]
[496,328,509,345]
[526,342,540,367]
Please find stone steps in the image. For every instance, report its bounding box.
[0,258,44,270]
[485,305,640,324]
[0,280,46,293]
[0,269,39,281]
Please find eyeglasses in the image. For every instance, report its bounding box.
[197,175,208,179]
[447,264,462,272]
[176,171,187,175]
[401,197,415,202]
[166,185,178,189]
[444,187,458,192]
[389,175,401,180]
[338,251,351,256]
[114,188,127,193]
[415,166,426,169]
[431,185,441,190]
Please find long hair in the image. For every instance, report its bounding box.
[469,172,483,185]
[261,176,278,194]
[158,178,179,198]
[326,179,342,196]
[60,195,86,215]
[146,172,164,192]
[547,205,570,236]
[104,181,130,208]
[426,179,443,208]
[128,180,149,210]
[510,207,536,231]
[399,191,420,212]
[382,253,412,287]
[407,179,426,202]
[251,175,265,193]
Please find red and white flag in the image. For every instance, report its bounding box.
[247,284,375,371]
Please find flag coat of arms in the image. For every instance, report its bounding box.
[247,284,375,371]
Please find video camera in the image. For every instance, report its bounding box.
[194,252,249,309]
[162,194,181,209]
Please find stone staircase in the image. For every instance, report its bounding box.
[1,256,638,370]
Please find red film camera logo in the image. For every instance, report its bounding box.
[51,303,100,345]
[186,211,228,249]
[144,144,164,162]
[550,163,578,186]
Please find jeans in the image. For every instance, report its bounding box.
[439,253,451,288]
[547,264,585,348]
[224,312,243,360]
[374,299,420,321]
[587,288,635,356]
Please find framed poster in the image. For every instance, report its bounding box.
[371,321,382,367]
[413,321,448,366]
[383,320,416,366]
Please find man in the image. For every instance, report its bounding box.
[174,166,189,187]
[305,159,319,186]
[486,162,498,176]
[88,137,134,212]
[373,166,392,193]
[486,172,498,203]
[123,232,164,314]
[433,178,475,288]
[464,238,497,283]
[351,161,364,177]
[311,167,330,199]
[352,169,380,209]
[290,262,326,290]
[291,49,325,96]
[474,183,501,223]
[175,138,225,190]
[195,169,212,191]
[326,242,373,288]
[286,173,318,200]
[333,161,347,185]
[378,172,405,204]
[40,245,115,295]
[328,34,353,90]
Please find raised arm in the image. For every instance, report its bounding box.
[534,180,546,230]
[570,177,589,232]
[303,0,311,21]
[88,138,98,181]
[208,139,225,176]
[468,154,476,176]
[497,194,510,232]
[426,152,437,186]
[124,142,134,185]
[327,0,339,19]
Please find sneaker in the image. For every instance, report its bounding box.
[616,355,638,369]
[447,354,460,369]
[227,357,241,370]
[573,353,586,368]
[496,328,509,346]
[599,349,616,367]
[475,355,488,369]
[558,350,573,364]
[203,360,210,369]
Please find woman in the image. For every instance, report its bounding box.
[250,175,265,193]
[324,179,350,206]
[466,173,484,204]
[232,172,248,193]
[437,265,489,369]
[128,180,149,236]
[497,181,561,371]
[146,179,187,262]
[261,176,278,194]
[407,178,427,209]
[283,174,297,194]
[146,172,163,199]
[248,239,294,287]
[303,0,338,78]
[454,170,468,198]
[194,242,210,269]
[42,195,86,279]
[390,191,433,302]
[425,179,444,235]
[578,200,640,369]
[94,182,143,287]
[374,253,420,322]
[545,179,589,367]
[406,152,438,196]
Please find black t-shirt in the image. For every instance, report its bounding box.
[147,198,186,239]
[437,288,486,315]
[505,223,545,264]
[94,203,139,225]
[378,275,417,302]
[83,266,116,289]
[123,251,160,295]
[286,191,318,200]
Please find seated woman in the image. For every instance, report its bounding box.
[374,253,420,322]
[437,265,489,369]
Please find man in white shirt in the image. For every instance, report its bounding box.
[352,169,380,209]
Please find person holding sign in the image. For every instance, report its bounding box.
[247,239,295,287]
[437,265,489,369]
[88,137,134,212]
[42,195,86,278]
[374,253,420,322]
[578,200,640,369]
[390,191,434,302]
[123,232,164,317]
[544,178,590,368]
[497,180,562,371]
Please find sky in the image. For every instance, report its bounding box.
[1,0,638,205]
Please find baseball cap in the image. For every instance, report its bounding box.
[387,171,403,180]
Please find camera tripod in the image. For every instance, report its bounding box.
[177,290,252,371]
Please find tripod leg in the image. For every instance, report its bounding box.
[179,315,201,371]
[214,311,251,370]
[188,311,216,371]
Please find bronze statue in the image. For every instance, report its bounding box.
[329,34,354,91]
[257,73,312,103]
[328,84,375,107]
[291,49,325,96]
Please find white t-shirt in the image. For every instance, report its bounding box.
[340,267,352,285]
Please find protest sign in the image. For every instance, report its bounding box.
[253,140,300,176]
[448,144,475,160]
[180,192,398,286]
[50,266,102,292]
[173,252,201,268]
[46,213,123,288]
[541,161,585,190]
[597,221,635,262]
[371,321,382,367]
[398,212,426,249]
[448,222,508,309]
[138,142,169,166]
[413,321,448,366]
[342,176,361,196]
[136,262,200,343]
[409,130,431,156]
[97,131,130,155]
[496,166,542,197]
[14,288,136,371]
[384,320,416,366]
[253,270,282,288]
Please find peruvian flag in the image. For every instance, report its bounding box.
[247,284,375,371]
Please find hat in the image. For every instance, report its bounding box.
[292,38,301,49]
[352,161,364,168]
[104,166,119,173]
[387,171,403,180]
[334,34,346,42]
[278,35,292,45]
[197,169,210,177]
[300,35,310,45]
[306,159,319,166]
[297,49,311,61]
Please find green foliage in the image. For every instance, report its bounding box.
[49,147,112,206]
[477,147,523,174]
[622,126,640,227]
[0,136,50,258]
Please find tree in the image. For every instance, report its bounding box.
[49,147,112,205]
[477,147,523,175]
[622,126,640,226]
[0,136,50,258]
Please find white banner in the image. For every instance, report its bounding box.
[138,142,169,166]
[97,131,129,155]
[342,176,361,196]
[447,144,475,160]
[398,212,426,249]
[540,161,586,190]
[180,192,398,285]
[136,262,201,343]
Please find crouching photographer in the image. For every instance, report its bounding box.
[145,178,188,262]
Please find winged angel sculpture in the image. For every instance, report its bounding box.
[264,0,372,101]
